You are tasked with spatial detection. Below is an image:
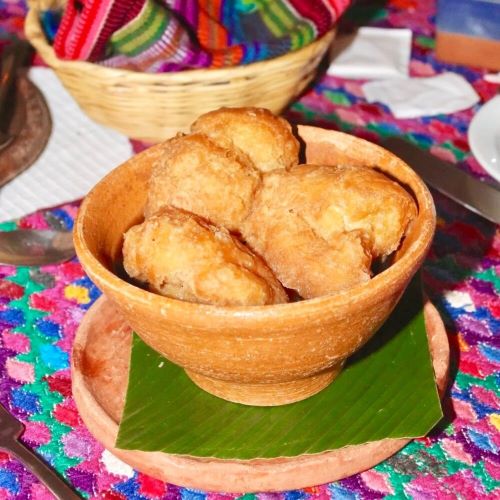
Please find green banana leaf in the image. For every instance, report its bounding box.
[116,277,443,459]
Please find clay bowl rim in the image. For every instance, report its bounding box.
[74,126,436,321]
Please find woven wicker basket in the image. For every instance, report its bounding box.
[25,0,335,142]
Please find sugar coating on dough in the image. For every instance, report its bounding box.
[145,133,261,232]
[242,164,416,298]
[191,107,300,173]
[123,207,288,306]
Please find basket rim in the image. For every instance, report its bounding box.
[25,4,336,82]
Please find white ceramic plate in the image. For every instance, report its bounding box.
[468,95,500,183]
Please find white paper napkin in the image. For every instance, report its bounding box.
[0,67,133,222]
[362,72,480,119]
[327,27,412,80]
[484,72,500,84]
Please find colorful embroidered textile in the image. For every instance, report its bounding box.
[52,0,350,71]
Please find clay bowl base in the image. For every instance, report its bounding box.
[185,364,343,406]
[71,296,449,493]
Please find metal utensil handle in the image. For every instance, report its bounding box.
[7,439,81,499]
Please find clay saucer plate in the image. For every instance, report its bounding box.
[0,74,52,187]
[71,296,449,493]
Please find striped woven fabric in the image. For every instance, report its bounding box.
[52,0,350,71]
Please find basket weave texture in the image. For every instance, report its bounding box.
[25,0,335,142]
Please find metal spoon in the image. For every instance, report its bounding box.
[0,401,81,499]
[0,229,74,266]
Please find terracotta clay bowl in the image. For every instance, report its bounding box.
[73,126,436,406]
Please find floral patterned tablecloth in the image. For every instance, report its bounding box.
[0,1,499,498]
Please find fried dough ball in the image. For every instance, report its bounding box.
[246,209,371,299]
[123,207,288,306]
[191,107,300,173]
[242,164,417,298]
[145,133,261,232]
